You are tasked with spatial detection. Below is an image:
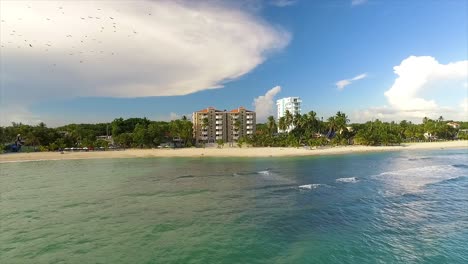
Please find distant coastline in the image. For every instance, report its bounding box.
[1,141,466,163]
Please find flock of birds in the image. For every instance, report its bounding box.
[1,5,153,67]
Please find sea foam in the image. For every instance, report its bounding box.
[298,184,322,190]
[336,177,358,183]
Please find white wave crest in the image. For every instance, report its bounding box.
[257,170,270,175]
[336,177,358,183]
[298,184,322,190]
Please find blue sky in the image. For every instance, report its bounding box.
[1,0,466,126]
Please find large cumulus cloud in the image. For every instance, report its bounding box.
[0,0,290,103]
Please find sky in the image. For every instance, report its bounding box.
[0,0,467,126]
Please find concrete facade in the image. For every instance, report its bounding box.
[192,107,256,143]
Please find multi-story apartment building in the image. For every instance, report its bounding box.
[192,107,256,144]
[226,107,256,142]
[192,107,226,143]
[276,97,302,132]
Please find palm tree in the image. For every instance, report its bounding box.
[335,111,349,134]
[293,113,303,129]
[233,119,242,136]
[284,110,293,132]
[422,116,429,124]
[278,117,286,133]
[307,111,318,132]
[201,117,209,143]
[267,116,277,135]
[327,116,337,138]
[202,117,209,130]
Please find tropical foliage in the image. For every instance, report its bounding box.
[1,113,465,152]
[241,113,465,147]
[1,117,193,152]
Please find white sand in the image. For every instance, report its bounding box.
[1,141,466,163]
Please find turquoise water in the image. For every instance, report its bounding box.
[1,149,467,263]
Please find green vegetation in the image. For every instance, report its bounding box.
[241,111,466,147]
[1,112,465,152]
[1,117,192,152]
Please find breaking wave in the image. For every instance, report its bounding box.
[336,177,358,183]
[298,184,322,190]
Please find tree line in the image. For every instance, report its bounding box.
[1,117,193,152]
[1,112,466,152]
[238,111,467,147]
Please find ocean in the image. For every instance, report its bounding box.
[1,149,467,263]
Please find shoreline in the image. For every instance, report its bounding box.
[1,141,466,163]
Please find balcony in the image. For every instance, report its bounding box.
[216,131,223,135]
[246,126,253,129]
[246,115,253,119]
[216,115,223,120]
[246,131,252,134]
[215,121,223,125]
[216,126,223,130]
[246,120,253,124]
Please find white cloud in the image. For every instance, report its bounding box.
[0,0,290,105]
[336,73,367,90]
[351,0,368,6]
[351,73,367,81]
[0,104,43,126]
[384,56,467,112]
[461,98,468,113]
[336,80,351,90]
[270,0,298,7]
[253,86,282,122]
[352,56,468,123]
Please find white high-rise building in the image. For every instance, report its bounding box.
[276,97,302,132]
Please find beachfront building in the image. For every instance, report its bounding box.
[192,107,226,143]
[192,107,256,144]
[276,97,302,132]
[226,107,256,142]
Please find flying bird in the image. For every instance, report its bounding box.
[109,17,114,19]
[29,44,32,47]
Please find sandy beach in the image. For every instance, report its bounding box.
[1,141,466,163]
